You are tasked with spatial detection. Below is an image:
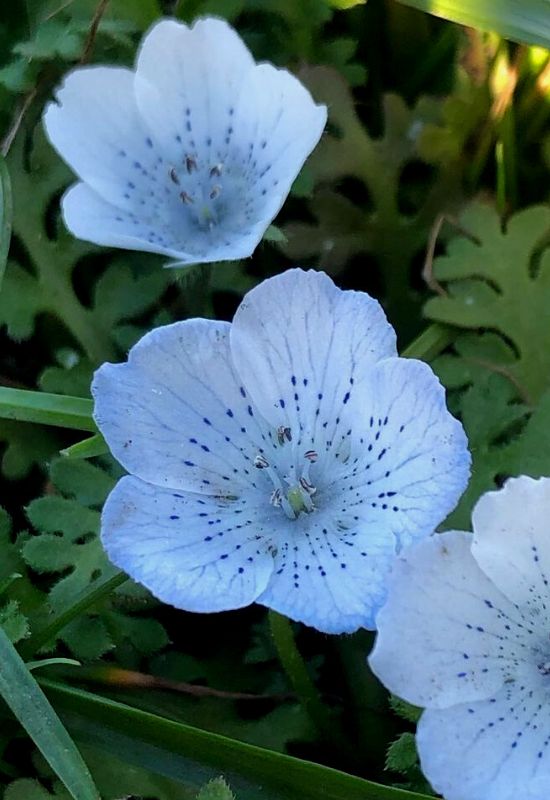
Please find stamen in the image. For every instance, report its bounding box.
[180,191,194,205]
[299,476,317,496]
[254,454,269,469]
[538,661,550,676]
[185,155,198,174]
[304,450,318,463]
[210,185,222,200]
[210,163,223,178]
[276,426,292,445]
[270,489,282,507]
[169,168,180,185]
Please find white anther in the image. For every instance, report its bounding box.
[169,168,180,185]
[270,489,282,507]
[304,450,318,463]
[254,454,269,469]
[210,163,223,178]
[180,191,194,205]
[210,185,222,200]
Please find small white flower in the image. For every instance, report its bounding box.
[43,17,326,265]
[92,268,469,633]
[370,475,550,800]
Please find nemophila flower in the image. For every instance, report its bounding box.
[43,17,326,265]
[369,476,550,800]
[92,269,469,633]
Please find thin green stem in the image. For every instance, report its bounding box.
[401,323,453,361]
[20,567,127,658]
[336,632,397,772]
[268,610,333,741]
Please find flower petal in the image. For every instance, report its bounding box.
[333,357,470,550]
[369,532,534,709]
[92,319,270,494]
[102,475,274,612]
[257,511,395,633]
[418,682,550,800]
[230,269,397,439]
[62,183,193,259]
[472,476,550,610]
[43,66,156,208]
[134,18,255,165]
[221,63,327,227]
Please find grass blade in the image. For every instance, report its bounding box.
[0,627,100,800]
[44,679,433,800]
[395,0,550,48]
[0,387,96,431]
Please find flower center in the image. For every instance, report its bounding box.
[167,154,227,231]
[254,427,318,520]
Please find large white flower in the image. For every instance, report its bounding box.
[92,269,469,633]
[370,475,550,800]
[43,17,326,265]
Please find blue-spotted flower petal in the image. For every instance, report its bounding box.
[93,268,470,633]
[43,17,327,265]
[369,475,550,800]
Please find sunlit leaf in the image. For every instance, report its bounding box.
[395,0,550,48]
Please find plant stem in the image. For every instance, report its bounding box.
[336,632,397,774]
[20,567,127,658]
[401,322,453,361]
[268,610,333,742]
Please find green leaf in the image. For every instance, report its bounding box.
[389,696,422,725]
[0,599,29,644]
[13,19,83,60]
[20,457,169,663]
[0,59,37,93]
[44,679,433,800]
[0,388,96,431]
[424,203,550,403]
[385,733,418,773]
[21,566,127,659]
[440,375,550,528]
[280,68,461,336]
[4,778,69,800]
[395,0,550,48]
[0,419,58,479]
[0,156,13,291]
[0,627,100,800]
[197,777,236,800]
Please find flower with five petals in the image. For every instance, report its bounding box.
[43,17,326,264]
[93,269,470,633]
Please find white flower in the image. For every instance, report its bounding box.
[43,17,326,265]
[369,476,550,800]
[92,268,469,633]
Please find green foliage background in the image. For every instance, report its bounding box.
[0,0,549,798]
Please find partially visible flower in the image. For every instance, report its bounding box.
[43,17,326,265]
[92,268,469,633]
[370,476,550,800]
